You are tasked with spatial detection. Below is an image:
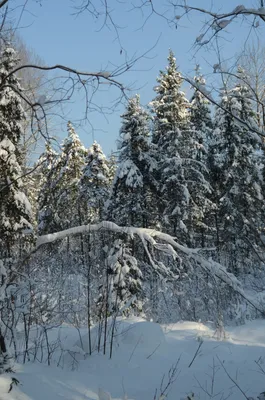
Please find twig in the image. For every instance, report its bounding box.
[188,340,203,368]
[216,355,249,400]
[128,335,142,362]
[146,342,161,359]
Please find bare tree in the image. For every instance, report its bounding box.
[0,0,150,144]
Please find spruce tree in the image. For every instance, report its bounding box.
[55,122,86,231]
[208,68,262,272]
[150,51,211,243]
[37,123,86,234]
[79,141,110,224]
[37,142,59,235]
[150,50,189,147]
[0,46,32,257]
[107,152,117,185]
[0,45,33,373]
[106,239,142,314]
[107,95,156,228]
[190,65,213,162]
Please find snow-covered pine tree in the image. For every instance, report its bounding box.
[150,49,190,237]
[0,45,33,373]
[150,51,211,244]
[187,65,215,247]
[107,95,157,228]
[0,46,32,257]
[79,141,110,224]
[150,49,189,147]
[105,239,142,315]
[208,67,263,273]
[107,152,117,185]
[189,65,213,162]
[55,122,86,231]
[37,142,59,235]
[105,96,158,320]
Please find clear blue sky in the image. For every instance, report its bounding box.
[12,0,265,156]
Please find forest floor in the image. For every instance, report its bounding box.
[1,318,265,400]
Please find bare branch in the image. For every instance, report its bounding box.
[1,63,124,91]
[0,0,8,9]
[216,355,250,400]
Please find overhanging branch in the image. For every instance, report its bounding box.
[35,221,265,316]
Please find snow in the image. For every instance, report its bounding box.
[216,19,231,29]
[14,191,32,215]
[120,320,165,350]
[195,34,204,43]
[2,319,265,399]
[233,5,245,13]
[37,95,46,106]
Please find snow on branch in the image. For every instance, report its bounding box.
[178,4,265,22]
[175,3,265,50]
[36,221,197,255]
[36,221,264,315]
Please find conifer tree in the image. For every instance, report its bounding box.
[106,239,142,314]
[150,50,189,147]
[208,68,262,272]
[150,51,211,242]
[79,141,110,224]
[107,95,156,228]
[107,152,117,185]
[0,46,32,257]
[37,123,86,233]
[55,122,86,230]
[37,142,59,235]
[0,45,33,374]
[190,65,213,162]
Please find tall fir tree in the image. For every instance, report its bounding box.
[150,51,211,243]
[208,68,263,272]
[107,152,117,185]
[37,122,86,234]
[107,95,157,228]
[79,141,110,224]
[150,50,189,147]
[37,142,59,235]
[0,46,32,257]
[189,65,213,162]
[55,122,86,230]
[0,45,33,373]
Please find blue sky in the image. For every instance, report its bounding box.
[12,0,265,156]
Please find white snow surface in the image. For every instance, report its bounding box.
[2,318,265,400]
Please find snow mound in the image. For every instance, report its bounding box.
[227,319,265,347]
[164,321,213,340]
[73,319,165,355]
[121,321,165,349]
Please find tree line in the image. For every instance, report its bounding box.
[0,45,265,370]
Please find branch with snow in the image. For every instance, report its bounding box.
[36,221,265,315]
[176,4,265,23]
[173,2,265,51]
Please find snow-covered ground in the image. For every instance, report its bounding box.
[1,318,265,400]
